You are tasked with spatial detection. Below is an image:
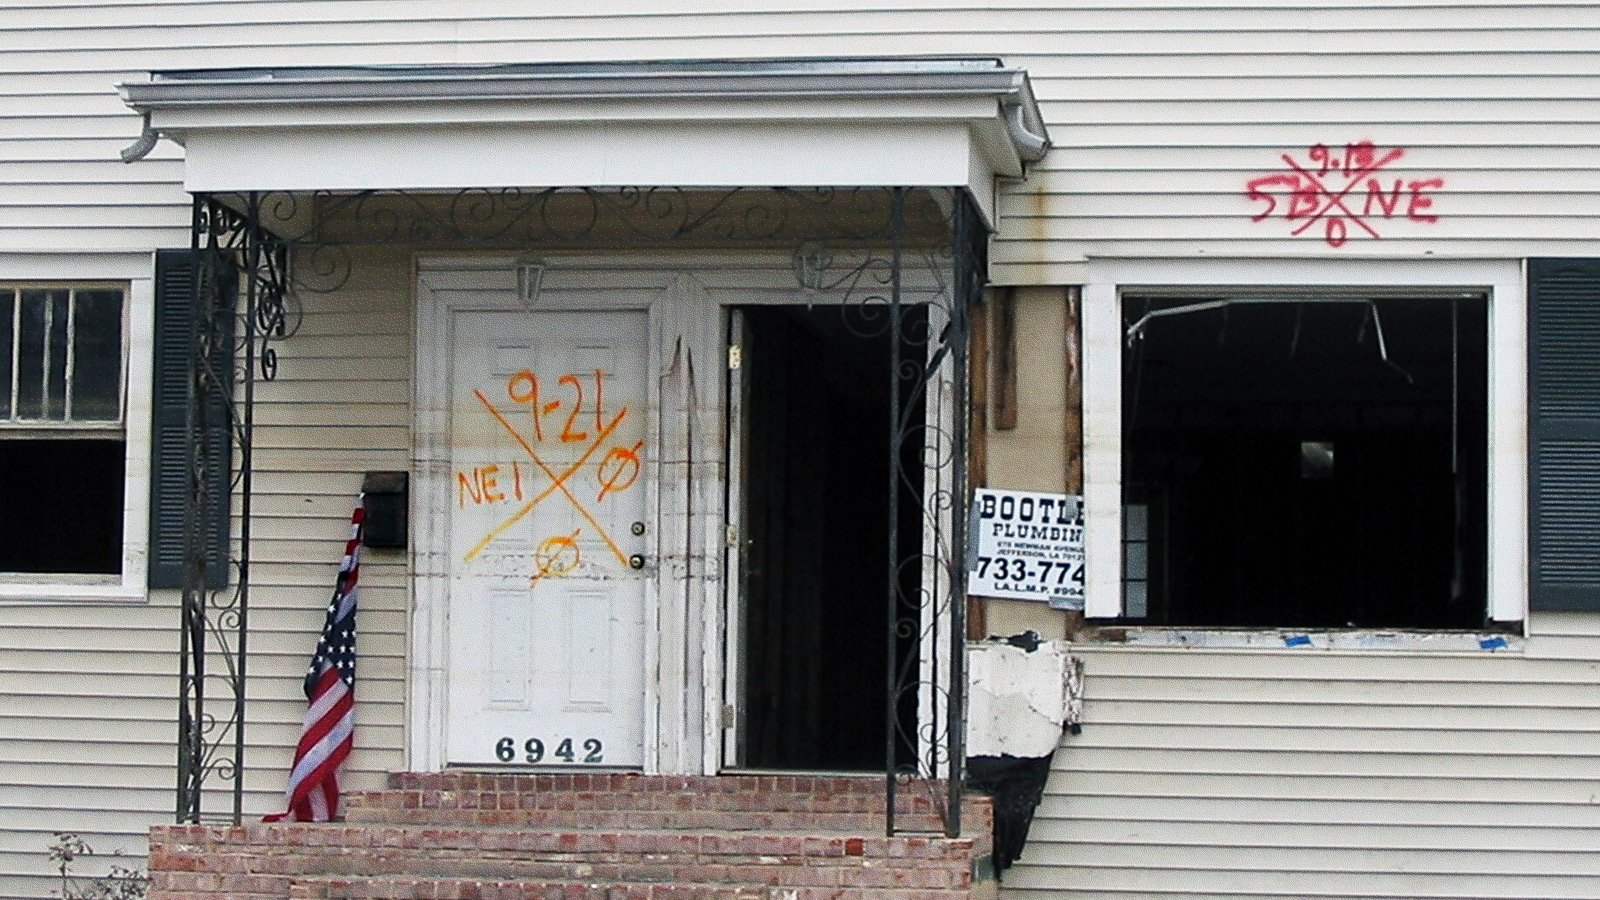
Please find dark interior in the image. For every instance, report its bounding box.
[1123,296,1488,629]
[0,438,125,574]
[737,304,922,771]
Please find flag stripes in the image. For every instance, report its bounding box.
[266,500,363,823]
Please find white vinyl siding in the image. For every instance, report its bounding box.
[0,247,410,900]
[0,2,1595,899]
[1,3,1599,272]
[1002,613,1600,900]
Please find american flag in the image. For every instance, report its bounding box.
[266,501,363,822]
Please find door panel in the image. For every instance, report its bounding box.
[446,308,650,768]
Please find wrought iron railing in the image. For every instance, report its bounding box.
[177,194,289,823]
[174,186,983,834]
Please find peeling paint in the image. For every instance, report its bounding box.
[1111,628,1524,653]
[966,637,1083,758]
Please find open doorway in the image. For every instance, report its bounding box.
[729,304,923,771]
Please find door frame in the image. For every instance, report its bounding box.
[411,255,673,772]
[717,282,958,776]
[410,250,960,777]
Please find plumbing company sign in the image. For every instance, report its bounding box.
[969,488,1085,611]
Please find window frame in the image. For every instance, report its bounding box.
[0,254,153,603]
[1081,258,1527,628]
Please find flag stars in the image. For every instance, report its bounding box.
[275,505,363,823]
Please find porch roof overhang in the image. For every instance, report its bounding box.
[118,58,1051,226]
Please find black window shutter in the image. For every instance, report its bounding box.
[149,249,232,589]
[1529,258,1600,611]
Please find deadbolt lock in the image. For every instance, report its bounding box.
[628,554,646,570]
[631,521,646,536]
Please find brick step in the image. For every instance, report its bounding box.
[288,876,773,899]
[348,774,983,834]
[149,774,996,900]
[370,774,953,815]
[344,805,949,833]
[151,824,989,894]
[157,822,982,861]
[288,876,986,900]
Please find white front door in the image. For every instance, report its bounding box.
[445,308,650,768]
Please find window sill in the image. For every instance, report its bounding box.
[1076,627,1523,654]
[0,578,147,605]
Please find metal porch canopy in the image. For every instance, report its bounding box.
[118,57,1050,225]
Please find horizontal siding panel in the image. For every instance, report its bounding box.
[1042,98,1600,124]
[1045,770,1600,804]
[1084,698,1600,730]
[1029,818,1600,853]
[10,4,1600,47]
[251,403,411,427]
[1073,647,1584,682]
[1530,611,1600,636]
[1022,843,1600,877]
[1033,143,1600,171]
[1003,865,1600,899]
[1032,795,1600,829]
[1017,168,1600,193]
[1029,73,1600,102]
[1003,192,1600,218]
[249,424,411,451]
[1009,216,1600,241]
[1049,745,1600,777]
[1013,634,1600,899]
[1047,122,1600,147]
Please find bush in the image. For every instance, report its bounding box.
[46,833,147,900]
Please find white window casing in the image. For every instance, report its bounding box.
[1082,258,1527,627]
[0,253,153,602]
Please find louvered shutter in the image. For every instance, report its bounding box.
[149,249,232,588]
[1529,258,1600,611]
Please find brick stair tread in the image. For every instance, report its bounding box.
[362,776,970,814]
[344,800,953,826]
[288,875,978,900]
[154,822,982,857]
[343,808,952,830]
[347,794,954,815]
[289,875,775,899]
[342,806,956,826]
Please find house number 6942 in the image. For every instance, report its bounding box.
[494,736,603,764]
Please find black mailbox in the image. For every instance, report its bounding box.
[361,471,409,549]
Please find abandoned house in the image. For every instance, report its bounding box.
[2,3,1599,900]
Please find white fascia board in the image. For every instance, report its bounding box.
[180,119,985,206]
[143,93,1001,130]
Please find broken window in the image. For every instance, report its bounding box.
[0,286,126,575]
[1120,293,1487,629]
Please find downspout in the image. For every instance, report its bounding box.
[1004,101,1050,164]
[120,112,160,163]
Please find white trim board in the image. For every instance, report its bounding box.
[1081,258,1527,627]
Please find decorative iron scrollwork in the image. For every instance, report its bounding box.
[175,186,984,835]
